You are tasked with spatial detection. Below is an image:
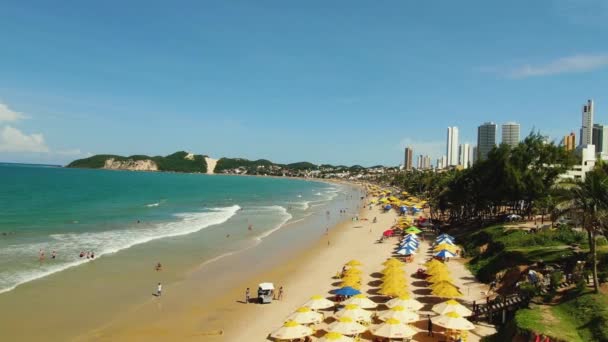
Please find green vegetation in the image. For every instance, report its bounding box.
[67,151,207,173]
[461,225,584,282]
[514,292,608,342]
[214,158,279,174]
[286,162,318,170]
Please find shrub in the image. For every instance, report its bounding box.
[550,271,564,289]
[519,283,539,298]
[597,236,608,247]
[575,278,587,294]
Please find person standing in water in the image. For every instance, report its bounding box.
[157,282,162,297]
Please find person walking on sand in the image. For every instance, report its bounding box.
[156,282,162,297]
[245,287,250,303]
[427,315,434,337]
[277,286,284,300]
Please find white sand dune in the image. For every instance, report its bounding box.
[205,157,217,174]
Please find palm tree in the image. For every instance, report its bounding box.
[554,167,608,293]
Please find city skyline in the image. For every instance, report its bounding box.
[1,1,607,166]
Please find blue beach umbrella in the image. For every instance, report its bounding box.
[401,239,419,247]
[384,205,392,210]
[399,206,408,214]
[335,286,361,296]
[396,247,417,255]
[435,238,455,245]
[404,234,419,240]
[403,236,419,243]
[438,233,454,240]
[435,249,457,258]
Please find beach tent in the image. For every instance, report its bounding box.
[435,250,457,258]
[377,306,420,323]
[335,304,372,322]
[433,311,476,330]
[327,316,367,335]
[302,295,334,310]
[318,332,354,342]
[385,294,423,311]
[432,299,473,317]
[270,320,313,340]
[285,307,324,324]
[335,286,361,296]
[370,318,417,339]
[342,294,378,309]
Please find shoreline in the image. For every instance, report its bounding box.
[0,175,363,341]
[81,185,371,341]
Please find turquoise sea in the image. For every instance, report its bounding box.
[0,163,350,294]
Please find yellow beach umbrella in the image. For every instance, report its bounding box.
[343,268,363,275]
[424,259,444,268]
[382,258,403,267]
[378,284,408,297]
[270,320,313,340]
[342,294,378,309]
[302,295,334,310]
[377,305,420,323]
[432,299,473,317]
[341,274,361,282]
[430,280,459,289]
[427,272,454,284]
[340,280,361,290]
[382,275,407,286]
[370,318,417,339]
[431,283,463,298]
[433,311,476,330]
[346,260,362,267]
[318,332,354,342]
[326,316,367,336]
[385,294,424,311]
[434,243,457,253]
[335,304,372,323]
[285,307,324,324]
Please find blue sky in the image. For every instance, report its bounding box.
[1,0,608,166]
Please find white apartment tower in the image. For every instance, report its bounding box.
[447,127,459,166]
[580,99,594,146]
[459,143,471,169]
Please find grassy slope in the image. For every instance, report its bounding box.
[515,292,608,342]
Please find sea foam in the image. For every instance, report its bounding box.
[0,205,240,294]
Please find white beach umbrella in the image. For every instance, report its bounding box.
[285,307,324,324]
[302,295,334,310]
[270,320,313,340]
[385,294,424,311]
[370,318,418,339]
[377,305,420,323]
[433,311,476,330]
[317,332,354,342]
[326,316,368,335]
[335,304,372,322]
[432,299,473,317]
[342,294,378,309]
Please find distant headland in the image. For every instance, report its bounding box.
[67,151,393,178]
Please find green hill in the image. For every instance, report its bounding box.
[67,151,207,173]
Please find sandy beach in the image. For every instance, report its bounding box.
[83,192,496,341]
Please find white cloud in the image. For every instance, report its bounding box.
[480,54,608,79]
[0,102,26,122]
[0,125,49,153]
[398,138,445,160]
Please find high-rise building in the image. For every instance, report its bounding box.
[592,124,608,155]
[404,147,413,170]
[501,122,520,147]
[446,127,459,166]
[477,122,497,161]
[580,99,594,146]
[436,158,443,169]
[416,155,423,169]
[459,143,471,169]
[423,155,431,169]
[441,155,447,169]
[470,145,476,165]
[563,132,576,151]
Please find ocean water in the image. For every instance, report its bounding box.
[0,163,346,294]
